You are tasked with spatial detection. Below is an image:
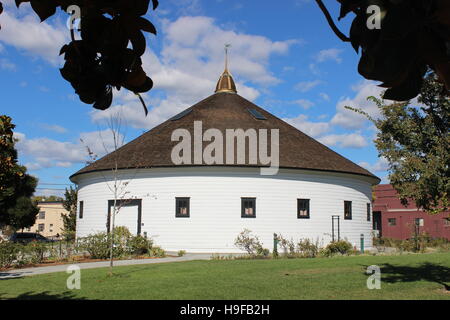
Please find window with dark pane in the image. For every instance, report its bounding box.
[79,201,84,219]
[367,203,371,221]
[344,201,352,220]
[176,197,190,218]
[297,199,310,219]
[241,198,256,218]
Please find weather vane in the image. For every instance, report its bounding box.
[224,44,231,70]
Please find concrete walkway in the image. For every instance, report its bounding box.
[0,253,212,279]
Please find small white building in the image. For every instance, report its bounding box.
[70,65,380,253]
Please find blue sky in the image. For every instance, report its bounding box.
[0,0,389,196]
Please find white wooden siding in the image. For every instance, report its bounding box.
[74,167,375,253]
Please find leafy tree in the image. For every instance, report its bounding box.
[315,0,450,101]
[0,115,40,229]
[347,73,449,214]
[0,0,159,113]
[61,186,77,240]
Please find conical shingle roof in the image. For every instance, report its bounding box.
[71,92,380,183]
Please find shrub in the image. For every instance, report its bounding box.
[128,235,153,255]
[322,240,353,257]
[234,229,269,257]
[25,241,48,264]
[210,253,234,260]
[0,241,20,269]
[80,228,128,259]
[256,246,270,257]
[297,238,320,258]
[150,246,166,258]
[80,232,112,259]
[177,250,186,257]
[398,240,416,253]
[80,228,165,259]
[62,230,76,242]
[277,235,296,257]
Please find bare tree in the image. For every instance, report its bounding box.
[81,110,138,275]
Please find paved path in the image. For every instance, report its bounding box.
[0,253,212,279]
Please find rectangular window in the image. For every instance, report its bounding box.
[38,211,45,219]
[444,218,450,227]
[38,224,45,232]
[79,201,84,219]
[415,218,424,227]
[176,198,190,218]
[367,203,371,221]
[241,198,256,218]
[297,199,310,219]
[388,218,396,226]
[344,201,352,220]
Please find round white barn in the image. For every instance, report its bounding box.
[70,65,380,253]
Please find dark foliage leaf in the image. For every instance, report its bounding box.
[338,0,363,20]
[30,0,57,22]
[4,0,159,113]
[129,30,146,57]
[123,77,153,93]
[93,86,113,110]
[152,0,159,10]
[138,17,157,34]
[328,0,450,101]
[383,64,427,101]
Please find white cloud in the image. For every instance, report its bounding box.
[14,129,124,171]
[331,80,384,129]
[161,16,297,86]
[319,92,330,101]
[359,157,390,172]
[40,123,67,134]
[292,99,315,109]
[295,80,322,92]
[284,114,331,138]
[91,16,297,130]
[0,7,68,65]
[318,133,368,149]
[0,58,16,71]
[315,48,343,64]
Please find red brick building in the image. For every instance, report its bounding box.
[372,184,450,240]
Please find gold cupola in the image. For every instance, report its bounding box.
[215,44,237,94]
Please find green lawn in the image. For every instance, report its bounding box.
[1,253,449,300]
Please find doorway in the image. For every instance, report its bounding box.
[107,199,142,235]
[373,211,382,237]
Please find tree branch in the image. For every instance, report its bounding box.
[315,0,351,42]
